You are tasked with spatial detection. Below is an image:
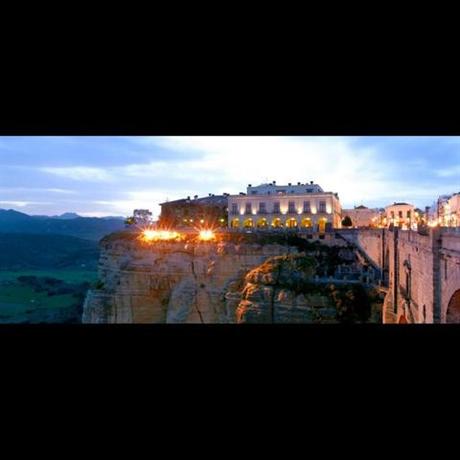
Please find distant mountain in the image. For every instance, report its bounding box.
[0,209,125,241]
[53,212,81,220]
[0,233,99,270]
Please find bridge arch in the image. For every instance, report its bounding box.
[446,289,460,323]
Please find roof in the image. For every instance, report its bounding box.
[160,195,227,206]
[354,205,368,210]
[387,202,412,207]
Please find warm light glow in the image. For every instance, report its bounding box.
[141,229,182,242]
[198,229,215,241]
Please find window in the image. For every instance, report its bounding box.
[259,202,266,214]
[391,211,395,219]
[273,202,280,213]
[245,203,252,214]
[399,211,403,218]
[303,201,311,213]
[288,201,296,213]
[251,191,258,195]
[407,210,411,218]
[231,203,238,215]
[306,188,313,193]
[319,201,326,213]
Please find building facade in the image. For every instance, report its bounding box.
[438,193,460,227]
[383,202,416,230]
[341,205,381,228]
[227,181,342,231]
[159,195,228,228]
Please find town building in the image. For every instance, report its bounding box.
[438,192,460,227]
[383,202,416,230]
[341,205,381,228]
[227,181,342,231]
[159,194,228,228]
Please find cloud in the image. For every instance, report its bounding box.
[144,136,394,207]
[0,200,52,207]
[436,165,460,177]
[0,187,76,194]
[40,166,113,182]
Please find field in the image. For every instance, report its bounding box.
[0,269,98,284]
[0,269,97,323]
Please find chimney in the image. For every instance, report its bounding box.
[297,182,301,185]
[288,182,291,186]
[187,196,190,200]
[273,181,276,184]
[310,181,313,184]
[248,184,252,187]
[194,195,198,199]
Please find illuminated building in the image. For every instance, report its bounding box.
[341,205,381,228]
[384,202,416,230]
[438,193,460,227]
[227,181,342,231]
[159,194,228,228]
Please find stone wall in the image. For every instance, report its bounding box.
[439,230,460,322]
[353,228,460,323]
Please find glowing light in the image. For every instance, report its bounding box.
[198,229,215,241]
[200,219,205,224]
[141,229,182,242]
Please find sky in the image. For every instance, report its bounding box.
[0,136,459,218]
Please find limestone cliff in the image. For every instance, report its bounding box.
[82,232,382,323]
[83,232,298,323]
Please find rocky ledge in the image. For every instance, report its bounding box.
[82,231,382,323]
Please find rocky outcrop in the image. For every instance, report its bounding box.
[83,234,298,323]
[82,232,383,323]
[234,255,379,323]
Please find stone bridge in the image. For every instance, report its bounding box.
[339,228,460,323]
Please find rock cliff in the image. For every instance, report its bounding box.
[82,232,382,323]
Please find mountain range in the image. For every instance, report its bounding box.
[0,209,125,241]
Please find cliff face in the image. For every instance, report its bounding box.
[83,232,382,324]
[83,236,298,323]
[235,255,379,323]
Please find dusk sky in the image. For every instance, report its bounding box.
[0,136,459,218]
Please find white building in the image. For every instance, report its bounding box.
[384,202,416,230]
[438,193,460,227]
[227,181,342,231]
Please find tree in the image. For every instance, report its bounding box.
[125,209,153,226]
[341,215,353,228]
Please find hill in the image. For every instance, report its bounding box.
[0,233,99,270]
[0,209,125,241]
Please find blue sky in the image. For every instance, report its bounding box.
[0,136,459,218]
